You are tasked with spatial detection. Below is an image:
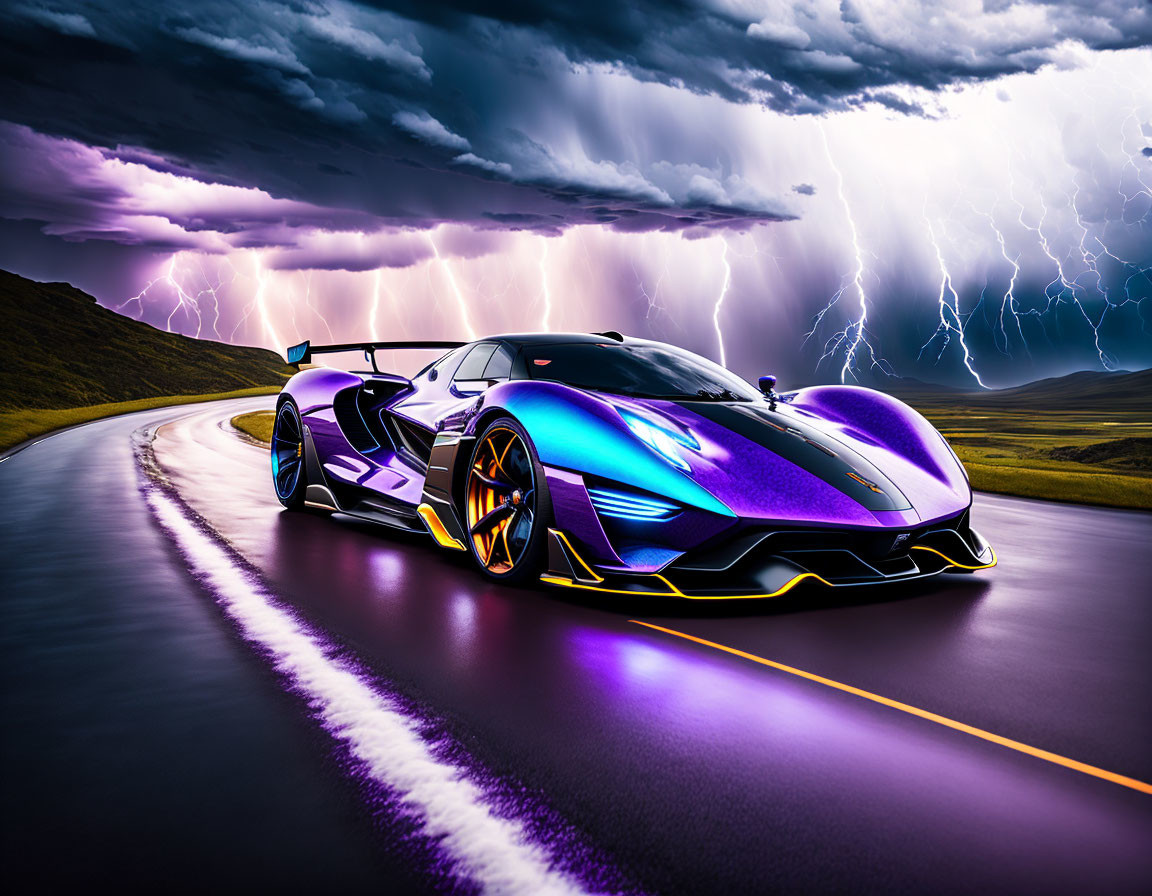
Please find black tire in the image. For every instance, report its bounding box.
[271,399,308,510]
[464,417,552,583]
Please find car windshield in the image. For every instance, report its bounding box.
[521,342,761,401]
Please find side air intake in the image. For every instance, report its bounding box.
[587,486,680,521]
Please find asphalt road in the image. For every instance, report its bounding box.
[2,397,1150,894]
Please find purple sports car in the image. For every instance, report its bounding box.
[273,333,995,598]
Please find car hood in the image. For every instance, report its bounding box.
[618,397,970,528]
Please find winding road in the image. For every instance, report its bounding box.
[2,397,1150,894]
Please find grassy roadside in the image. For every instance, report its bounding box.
[917,407,1152,510]
[228,406,1152,510]
[1,387,280,453]
[958,461,1152,508]
[232,409,276,444]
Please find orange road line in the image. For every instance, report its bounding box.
[629,620,1152,796]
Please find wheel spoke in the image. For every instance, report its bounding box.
[500,446,532,491]
[506,510,530,560]
[276,458,299,494]
[470,501,514,535]
[499,516,514,566]
[470,468,515,491]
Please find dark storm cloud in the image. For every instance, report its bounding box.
[374,1,1152,110]
[5,1,1148,252]
[0,0,797,251]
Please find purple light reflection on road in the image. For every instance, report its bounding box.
[563,621,1152,876]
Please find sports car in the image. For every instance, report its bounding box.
[272,332,995,598]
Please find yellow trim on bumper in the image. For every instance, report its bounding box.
[547,528,604,582]
[417,503,466,551]
[540,570,833,600]
[911,544,997,570]
[540,530,993,600]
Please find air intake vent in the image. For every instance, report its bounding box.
[587,486,680,521]
[333,387,378,453]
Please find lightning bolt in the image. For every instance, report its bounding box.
[117,255,215,337]
[427,232,477,340]
[974,204,1029,360]
[538,237,552,331]
[920,218,988,388]
[712,236,732,367]
[806,125,894,383]
[251,254,284,351]
[302,271,335,342]
[369,269,382,341]
[116,276,160,320]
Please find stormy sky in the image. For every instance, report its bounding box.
[1,1,1150,387]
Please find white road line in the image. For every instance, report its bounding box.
[145,482,597,895]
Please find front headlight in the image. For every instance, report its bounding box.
[620,410,698,472]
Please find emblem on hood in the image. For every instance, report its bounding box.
[846,470,884,494]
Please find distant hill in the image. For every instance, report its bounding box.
[0,269,292,409]
[883,368,1152,413]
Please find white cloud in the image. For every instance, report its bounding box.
[453,153,513,177]
[393,110,471,152]
[301,11,431,81]
[14,6,96,37]
[174,27,309,76]
[747,20,811,49]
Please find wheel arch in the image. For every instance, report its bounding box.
[450,405,526,518]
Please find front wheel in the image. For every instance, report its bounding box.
[465,418,551,583]
[271,400,307,509]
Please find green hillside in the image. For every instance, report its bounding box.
[0,268,292,410]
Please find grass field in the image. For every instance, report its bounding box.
[228,404,1152,510]
[0,387,280,453]
[915,407,1152,510]
[232,409,276,444]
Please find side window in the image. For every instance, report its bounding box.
[421,346,464,382]
[482,344,514,381]
[453,343,498,386]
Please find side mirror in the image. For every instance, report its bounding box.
[759,374,778,410]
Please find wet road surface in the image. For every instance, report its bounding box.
[2,397,1150,894]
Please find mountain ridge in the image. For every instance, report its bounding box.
[0,269,292,409]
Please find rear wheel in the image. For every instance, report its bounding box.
[465,418,550,583]
[271,400,307,509]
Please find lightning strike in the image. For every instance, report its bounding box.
[302,271,335,343]
[711,237,732,368]
[118,255,226,339]
[811,125,893,383]
[921,219,989,388]
[983,210,1029,359]
[427,232,477,341]
[250,254,284,351]
[538,237,553,332]
[369,269,382,341]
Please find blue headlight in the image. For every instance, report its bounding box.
[620,411,698,472]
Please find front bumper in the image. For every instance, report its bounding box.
[541,517,995,599]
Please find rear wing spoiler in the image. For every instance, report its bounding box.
[286,339,466,372]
